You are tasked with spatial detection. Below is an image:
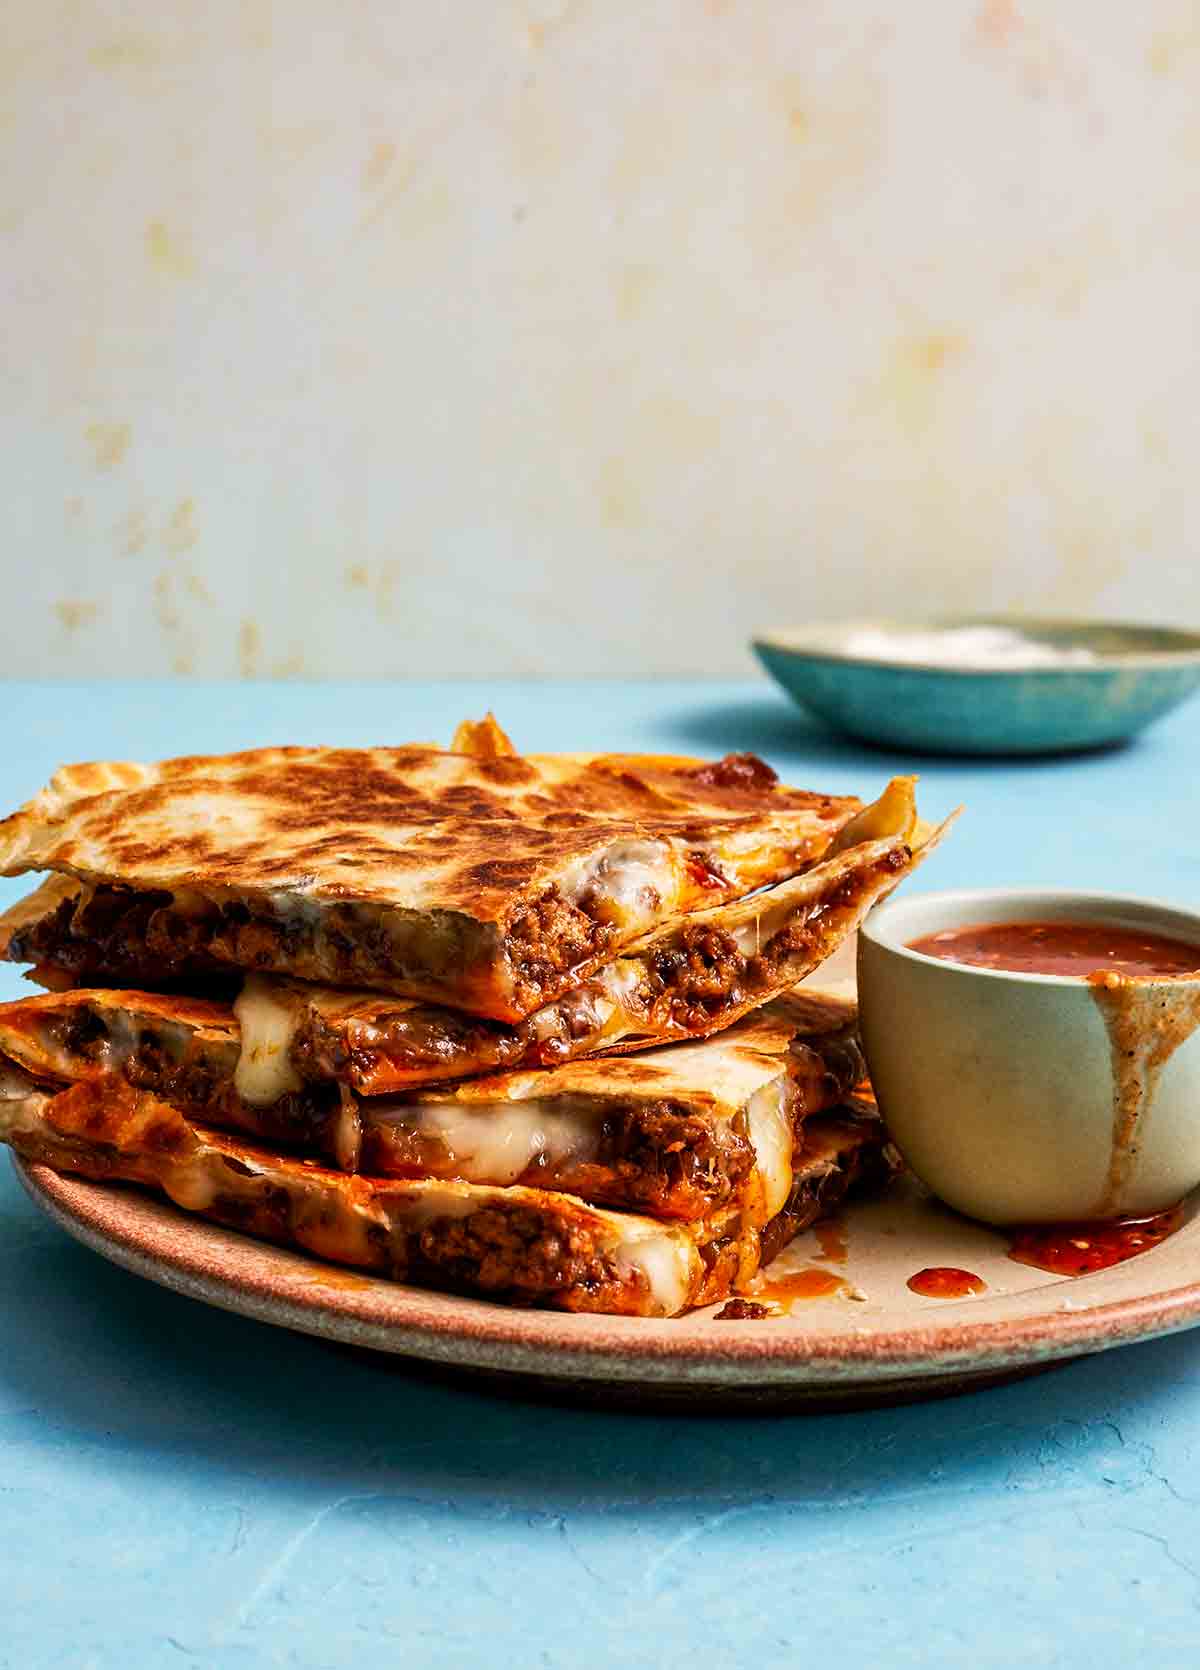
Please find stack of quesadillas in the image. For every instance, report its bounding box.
[0,717,944,1316]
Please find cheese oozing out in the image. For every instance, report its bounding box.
[366,1095,603,1186]
[231,959,656,1109]
[727,883,819,960]
[233,976,304,1106]
[613,1224,698,1317]
[524,962,639,1046]
[563,839,682,933]
[744,1078,795,1220]
[365,1074,793,1223]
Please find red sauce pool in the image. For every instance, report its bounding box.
[754,1267,847,1303]
[906,1266,987,1299]
[1008,1206,1185,1275]
[738,1267,850,1315]
[907,920,1200,978]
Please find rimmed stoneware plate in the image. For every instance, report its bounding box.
[16,1157,1200,1413]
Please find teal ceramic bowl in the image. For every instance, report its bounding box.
[754,617,1200,755]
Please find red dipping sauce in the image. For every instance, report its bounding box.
[906,1266,987,1299]
[907,920,1200,978]
[1008,1207,1185,1276]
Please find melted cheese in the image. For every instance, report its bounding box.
[730,916,761,959]
[233,976,303,1106]
[525,960,646,1048]
[290,1189,379,1265]
[332,1090,363,1173]
[744,1079,794,1220]
[728,885,810,959]
[24,1009,143,1084]
[565,839,680,932]
[370,1097,601,1185]
[614,1226,696,1317]
[392,1186,478,1226]
[593,960,647,1032]
[265,889,324,924]
[0,1060,39,1102]
[163,1168,219,1212]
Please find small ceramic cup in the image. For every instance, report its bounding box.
[858,889,1200,1225]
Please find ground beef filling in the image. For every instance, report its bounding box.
[39,1008,342,1155]
[296,857,901,1087]
[714,1298,773,1321]
[359,1095,757,1219]
[293,975,616,1094]
[9,880,618,1014]
[503,885,616,1012]
[8,888,186,984]
[295,1008,507,1084]
[293,983,618,1095]
[412,1204,611,1294]
[8,887,280,985]
[644,847,909,1031]
[10,885,444,995]
[8,845,906,1025]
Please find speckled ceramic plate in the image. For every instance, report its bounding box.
[16,1157,1200,1411]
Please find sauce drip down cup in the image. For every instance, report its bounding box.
[857,889,1200,1225]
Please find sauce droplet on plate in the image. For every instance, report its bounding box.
[906,1266,987,1299]
[756,1267,847,1302]
[738,1266,851,1315]
[1007,1206,1185,1275]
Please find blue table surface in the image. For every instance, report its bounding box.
[3,680,1200,1670]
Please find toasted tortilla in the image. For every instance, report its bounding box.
[0,794,947,1106]
[0,729,873,1020]
[349,992,867,1224]
[0,985,356,1165]
[227,819,921,1097]
[0,985,864,1223]
[0,1065,884,1317]
[0,774,930,1046]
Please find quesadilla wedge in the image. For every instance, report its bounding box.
[0,987,356,1163]
[0,986,864,1221]
[0,788,946,1105]
[0,731,874,1020]
[226,809,938,1098]
[0,766,931,1044]
[0,1066,885,1316]
[349,993,866,1224]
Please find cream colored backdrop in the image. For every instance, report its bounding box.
[6,2,1198,678]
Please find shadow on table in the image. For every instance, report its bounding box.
[2,1227,1195,1516]
[657,696,869,767]
[661,695,1136,771]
